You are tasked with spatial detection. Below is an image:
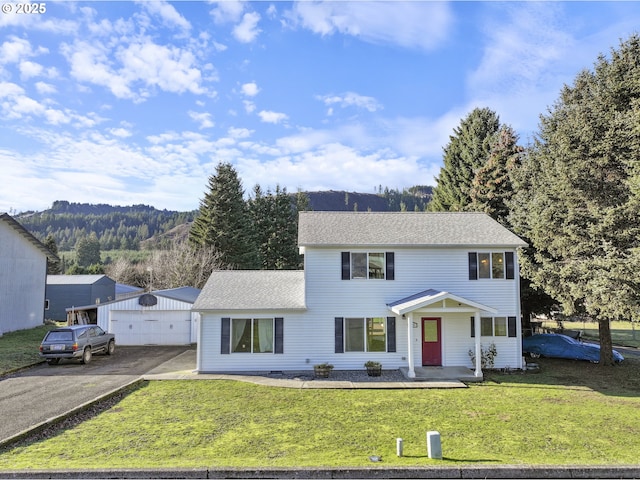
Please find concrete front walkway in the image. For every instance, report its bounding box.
[143,350,470,389]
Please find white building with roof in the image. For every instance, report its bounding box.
[194,211,528,378]
[96,287,200,345]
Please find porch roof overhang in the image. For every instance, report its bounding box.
[387,289,498,316]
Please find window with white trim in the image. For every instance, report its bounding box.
[468,252,514,280]
[478,253,504,279]
[342,252,394,280]
[471,316,518,338]
[231,318,274,353]
[351,253,385,279]
[344,317,387,352]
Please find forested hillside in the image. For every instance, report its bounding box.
[16,187,432,252]
[17,201,197,251]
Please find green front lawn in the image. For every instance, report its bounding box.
[0,325,58,374]
[1,357,639,469]
[541,320,640,348]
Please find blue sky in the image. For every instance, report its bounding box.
[2,1,640,213]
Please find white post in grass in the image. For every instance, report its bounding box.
[427,431,442,459]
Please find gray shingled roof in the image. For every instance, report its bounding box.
[298,211,527,248]
[193,270,306,311]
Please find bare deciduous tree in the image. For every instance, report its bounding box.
[106,240,224,291]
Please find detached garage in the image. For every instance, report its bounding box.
[96,287,200,346]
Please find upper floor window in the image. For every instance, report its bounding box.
[341,252,394,280]
[469,252,514,280]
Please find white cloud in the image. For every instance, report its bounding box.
[319,92,382,113]
[119,40,205,95]
[35,81,56,95]
[233,12,261,43]
[212,41,228,52]
[243,100,256,113]
[63,38,207,100]
[139,0,191,32]
[241,82,260,97]
[465,3,582,139]
[62,40,133,99]
[109,127,133,138]
[189,111,215,129]
[228,127,253,139]
[235,142,433,196]
[1,36,47,65]
[19,60,43,79]
[288,1,452,51]
[258,110,289,124]
[210,0,245,24]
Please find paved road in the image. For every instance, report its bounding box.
[0,345,190,445]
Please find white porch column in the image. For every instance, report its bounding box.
[474,311,482,378]
[406,313,416,378]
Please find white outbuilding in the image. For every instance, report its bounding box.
[96,287,200,345]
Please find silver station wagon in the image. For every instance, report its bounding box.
[39,325,116,365]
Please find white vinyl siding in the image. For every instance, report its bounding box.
[200,312,306,373]
[198,245,523,372]
[303,247,521,370]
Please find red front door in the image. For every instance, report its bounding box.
[422,317,442,366]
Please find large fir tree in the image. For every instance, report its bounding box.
[189,162,258,269]
[510,35,640,365]
[44,234,62,274]
[469,125,522,225]
[248,185,300,270]
[429,107,500,211]
[75,233,101,267]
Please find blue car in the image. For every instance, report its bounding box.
[523,334,624,363]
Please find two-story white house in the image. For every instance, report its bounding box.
[194,211,528,379]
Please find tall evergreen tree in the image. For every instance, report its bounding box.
[429,107,500,211]
[44,234,61,274]
[189,162,258,269]
[249,185,300,270]
[75,233,101,267]
[469,125,523,225]
[510,35,640,365]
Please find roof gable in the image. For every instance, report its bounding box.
[298,211,527,248]
[388,289,498,315]
[1,213,57,259]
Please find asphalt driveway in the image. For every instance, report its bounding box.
[0,345,191,446]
